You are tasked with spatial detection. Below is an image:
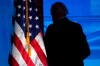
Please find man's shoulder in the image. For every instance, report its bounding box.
[70,21,82,28]
[62,17,81,27]
[46,24,55,30]
[48,24,54,28]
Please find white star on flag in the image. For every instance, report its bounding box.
[29,7,32,11]
[35,8,38,12]
[17,13,21,17]
[35,24,39,29]
[35,16,39,20]
[29,24,32,28]
[29,16,32,20]
[18,5,21,9]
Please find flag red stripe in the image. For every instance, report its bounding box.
[40,31,43,36]
[11,55,19,66]
[31,38,48,66]
[14,33,35,66]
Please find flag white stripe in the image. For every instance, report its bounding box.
[15,21,43,65]
[30,45,43,66]
[15,21,28,52]
[35,33,47,56]
[12,44,27,66]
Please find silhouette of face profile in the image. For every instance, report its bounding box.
[51,2,68,23]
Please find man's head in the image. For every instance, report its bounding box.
[51,2,68,22]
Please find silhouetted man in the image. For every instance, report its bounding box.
[44,2,91,66]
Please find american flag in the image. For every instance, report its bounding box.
[11,0,48,66]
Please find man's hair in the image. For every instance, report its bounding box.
[51,2,68,16]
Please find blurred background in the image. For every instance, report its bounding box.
[0,0,100,66]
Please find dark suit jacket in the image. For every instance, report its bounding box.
[44,17,90,66]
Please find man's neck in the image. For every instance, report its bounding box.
[58,16,66,21]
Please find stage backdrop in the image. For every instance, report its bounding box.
[0,0,13,66]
